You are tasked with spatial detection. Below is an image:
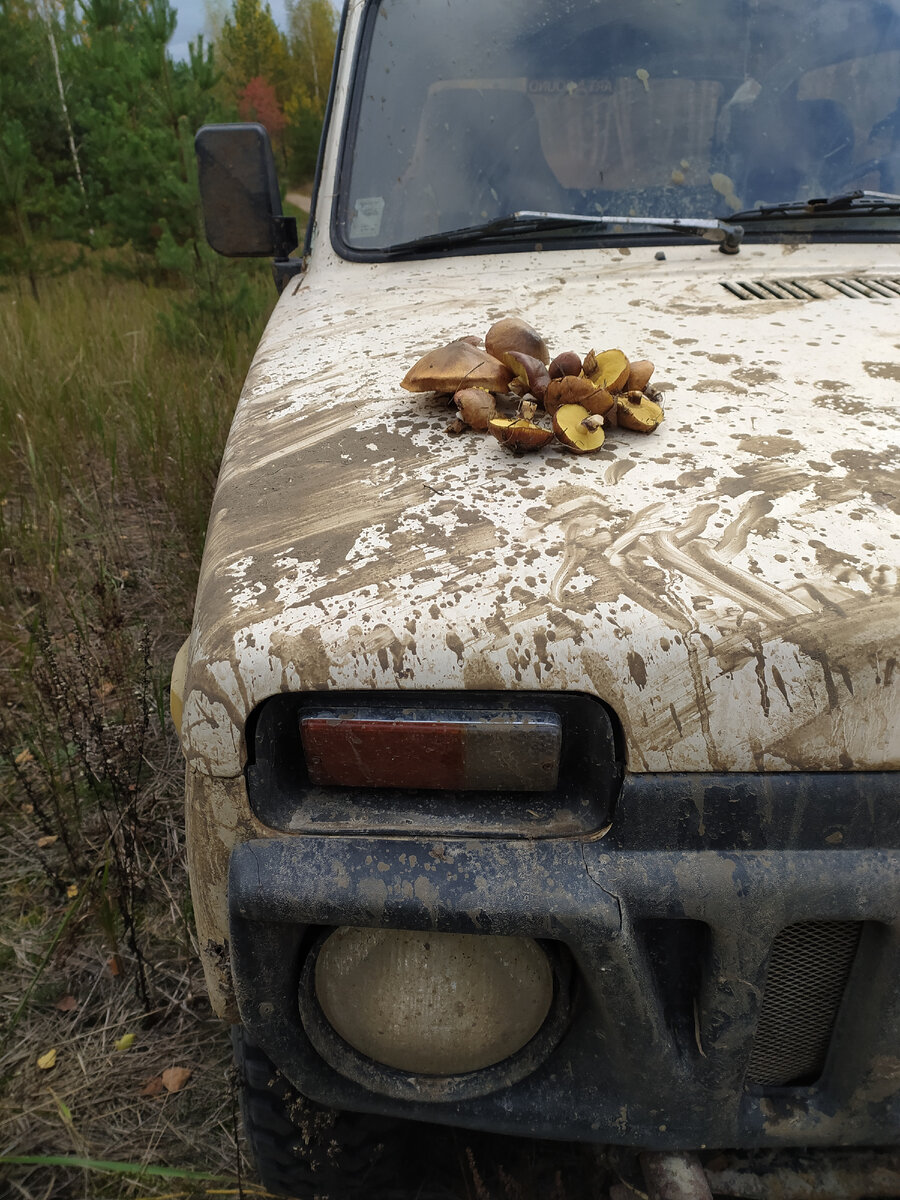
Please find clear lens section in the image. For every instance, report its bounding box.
[300,707,561,792]
[314,927,553,1075]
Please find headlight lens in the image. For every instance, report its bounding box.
[314,927,553,1075]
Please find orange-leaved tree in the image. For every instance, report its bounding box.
[238,74,286,139]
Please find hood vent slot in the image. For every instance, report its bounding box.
[721,277,900,301]
[823,276,900,298]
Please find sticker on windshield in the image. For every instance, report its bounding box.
[350,196,385,239]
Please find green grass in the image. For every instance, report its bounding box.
[0,256,271,568]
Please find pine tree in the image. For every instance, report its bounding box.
[0,0,72,287]
[220,0,290,102]
[62,0,225,251]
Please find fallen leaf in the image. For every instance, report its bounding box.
[115,1032,136,1052]
[21,803,33,815]
[14,748,34,765]
[37,835,58,849]
[140,1075,165,1096]
[66,884,78,899]
[107,955,122,977]
[161,1066,191,1093]
[97,680,114,698]
[55,994,77,1013]
[37,1048,57,1070]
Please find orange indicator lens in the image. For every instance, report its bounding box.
[300,709,561,792]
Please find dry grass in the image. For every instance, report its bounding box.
[0,255,273,1198]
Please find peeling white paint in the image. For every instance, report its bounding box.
[179,0,900,781]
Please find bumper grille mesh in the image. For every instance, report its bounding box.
[746,921,862,1088]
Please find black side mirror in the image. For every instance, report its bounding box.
[195,123,298,263]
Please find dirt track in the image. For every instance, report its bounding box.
[286,191,312,212]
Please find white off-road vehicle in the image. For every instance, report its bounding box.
[173,0,900,1195]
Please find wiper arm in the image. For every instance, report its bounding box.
[386,210,744,255]
[729,190,900,222]
[516,210,745,253]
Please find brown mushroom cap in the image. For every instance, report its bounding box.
[548,351,583,380]
[488,417,554,452]
[484,317,550,366]
[453,386,497,431]
[503,351,550,402]
[625,359,655,392]
[544,375,613,418]
[402,340,513,393]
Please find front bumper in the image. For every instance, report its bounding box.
[228,772,900,1148]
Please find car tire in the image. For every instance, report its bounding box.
[232,1028,411,1199]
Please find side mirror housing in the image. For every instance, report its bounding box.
[195,123,299,264]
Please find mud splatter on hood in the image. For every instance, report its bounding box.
[182,242,900,776]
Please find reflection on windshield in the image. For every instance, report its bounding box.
[338,0,900,251]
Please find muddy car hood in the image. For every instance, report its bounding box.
[182,241,900,777]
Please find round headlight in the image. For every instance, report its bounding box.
[314,927,553,1076]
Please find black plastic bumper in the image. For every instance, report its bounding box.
[228,771,900,1147]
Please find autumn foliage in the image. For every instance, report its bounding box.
[0,0,337,277]
[238,75,287,137]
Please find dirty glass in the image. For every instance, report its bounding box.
[337,0,900,251]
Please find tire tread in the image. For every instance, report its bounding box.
[232,1029,405,1199]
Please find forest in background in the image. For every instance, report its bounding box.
[0,0,336,290]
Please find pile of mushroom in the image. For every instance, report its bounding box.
[400,316,665,454]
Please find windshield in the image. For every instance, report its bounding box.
[337,0,900,253]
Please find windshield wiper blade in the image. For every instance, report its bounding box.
[384,212,570,253]
[729,190,900,222]
[386,210,744,255]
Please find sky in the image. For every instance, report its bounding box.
[168,0,290,61]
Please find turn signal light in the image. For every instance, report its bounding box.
[299,707,561,792]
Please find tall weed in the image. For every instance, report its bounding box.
[0,253,272,1192]
[0,253,272,977]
